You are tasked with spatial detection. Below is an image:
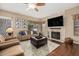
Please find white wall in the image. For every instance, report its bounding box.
[42,6,79,44]
[42,18,49,37]
[42,13,66,43]
[65,6,79,44]
[47,15,66,42]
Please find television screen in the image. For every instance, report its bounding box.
[48,16,63,27]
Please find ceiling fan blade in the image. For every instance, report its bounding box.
[34,8,39,12]
[26,7,31,11]
[36,3,45,6]
[24,3,28,4]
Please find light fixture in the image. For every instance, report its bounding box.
[24,3,45,12]
[28,3,36,9]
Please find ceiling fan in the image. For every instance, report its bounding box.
[24,3,45,12]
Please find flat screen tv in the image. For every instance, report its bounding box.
[48,16,63,27]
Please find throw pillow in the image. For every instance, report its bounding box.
[19,31,26,35]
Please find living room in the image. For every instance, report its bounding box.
[0,3,79,56]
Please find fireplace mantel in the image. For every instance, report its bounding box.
[48,27,65,43]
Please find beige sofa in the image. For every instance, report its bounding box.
[0,35,24,56]
[17,30,31,41]
[18,34,31,41]
[0,45,24,56]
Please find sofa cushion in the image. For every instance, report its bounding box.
[0,45,24,56]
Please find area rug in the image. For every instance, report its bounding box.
[20,40,60,56]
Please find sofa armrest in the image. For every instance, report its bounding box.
[0,39,20,50]
[5,37,17,41]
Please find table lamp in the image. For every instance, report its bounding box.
[6,28,14,36]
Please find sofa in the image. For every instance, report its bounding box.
[0,35,24,56]
[17,30,31,41]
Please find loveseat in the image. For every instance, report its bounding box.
[0,35,24,56]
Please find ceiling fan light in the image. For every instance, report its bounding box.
[29,4,36,9]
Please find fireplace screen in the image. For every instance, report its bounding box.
[51,32,60,40]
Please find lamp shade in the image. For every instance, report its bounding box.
[33,28,37,31]
[6,28,14,33]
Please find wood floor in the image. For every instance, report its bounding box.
[48,43,79,56]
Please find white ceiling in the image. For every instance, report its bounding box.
[0,3,79,18]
